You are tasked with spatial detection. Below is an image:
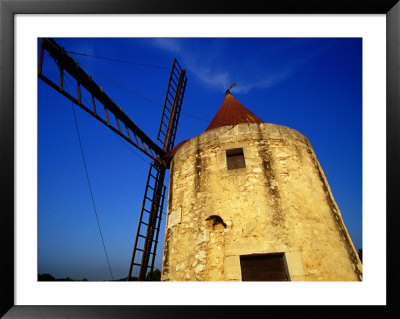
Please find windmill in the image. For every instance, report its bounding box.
[38,38,187,281]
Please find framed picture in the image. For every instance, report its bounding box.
[1,0,398,317]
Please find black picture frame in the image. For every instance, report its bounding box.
[1,0,399,318]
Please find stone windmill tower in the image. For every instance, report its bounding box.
[161,90,362,281]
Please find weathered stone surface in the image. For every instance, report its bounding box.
[161,123,362,281]
[285,251,305,277]
[223,256,241,280]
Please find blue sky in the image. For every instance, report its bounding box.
[38,37,362,281]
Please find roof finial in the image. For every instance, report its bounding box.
[225,81,237,95]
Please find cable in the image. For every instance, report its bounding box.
[64,63,238,145]
[51,48,249,133]
[115,135,152,165]
[64,75,155,172]
[75,62,214,124]
[64,74,153,166]
[66,50,170,70]
[180,109,210,123]
[78,61,163,107]
[71,101,114,281]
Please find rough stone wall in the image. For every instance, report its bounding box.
[161,123,362,281]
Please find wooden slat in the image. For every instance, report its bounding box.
[38,73,158,162]
[39,38,165,159]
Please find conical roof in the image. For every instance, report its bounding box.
[164,93,263,164]
[205,93,263,131]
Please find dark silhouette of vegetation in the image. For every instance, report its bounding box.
[38,273,88,281]
[145,269,161,281]
[38,271,160,281]
[117,276,138,281]
[38,273,55,281]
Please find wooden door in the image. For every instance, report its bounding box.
[240,253,289,281]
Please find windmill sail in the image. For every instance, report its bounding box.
[38,38,164,161]
[127,59,187,281]
[38,38,187,282]
[157,58,187,152]
[127,163,167,280]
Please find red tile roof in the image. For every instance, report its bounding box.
[205,93,263,131]
[164,93,263,163]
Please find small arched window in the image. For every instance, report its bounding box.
[205,215,227,229]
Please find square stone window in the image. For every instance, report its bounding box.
[226,148,245,170]
[240,253,290,281]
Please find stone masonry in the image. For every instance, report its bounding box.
[161,123,362,281]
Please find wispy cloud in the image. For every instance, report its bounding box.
[187,64,230,89]
[151,38,182,54]
[232,69,293,94]
[151,38,332,95]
